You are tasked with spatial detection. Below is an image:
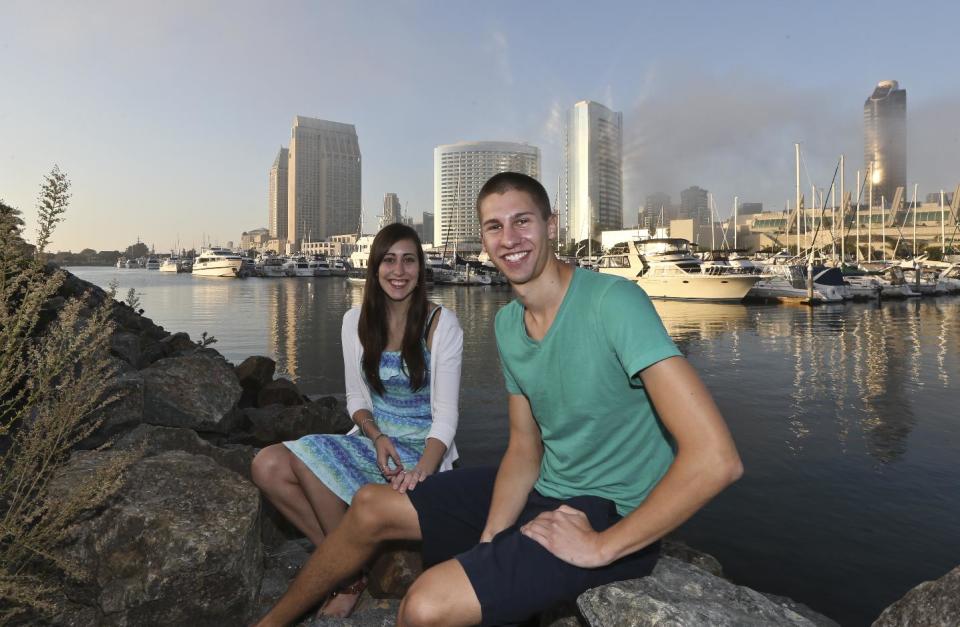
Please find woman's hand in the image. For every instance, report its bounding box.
[390,465,431,494]
[374,435,404,479]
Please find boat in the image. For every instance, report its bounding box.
[191,247,243,277]
[144,256,161,270]
[329,257,349,277]
[159,256,186,273]
[257,254,286,278]
[596,238,760,302]
[282,255,314,277]
[748,263,847,303]
[115,256,128,268]
[310,256,331,277]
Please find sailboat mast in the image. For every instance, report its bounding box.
[733,196,738,250]
[856,169,861,262]
[868,162,874,263]
[912,183,918,257]
[795,143,801,257]
[840,154,845,263]
[942,189,947,257]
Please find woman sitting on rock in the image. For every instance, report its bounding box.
[251,223,462,618]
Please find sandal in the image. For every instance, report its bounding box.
[318,575,367,618]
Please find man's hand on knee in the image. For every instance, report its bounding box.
[520,505,609,568]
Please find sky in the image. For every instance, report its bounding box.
[2,0,959,252]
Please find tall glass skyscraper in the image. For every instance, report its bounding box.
[433,141,540,251]
[563,100,623,244]
[287,116,361,248]
[268,147,288,240]
[864,80,906,207]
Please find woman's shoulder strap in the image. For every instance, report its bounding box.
[423,305,442,341]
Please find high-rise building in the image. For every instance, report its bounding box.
[738,202,763,215]
[643,192,673,228]
[563,100,623,244]
[415,212,435,246]
[268,147,288,240]
[864,80,906,207]
[433,141,540,250]
[680,186,710,226]
[287,116,361,248]
[379,193,403,230]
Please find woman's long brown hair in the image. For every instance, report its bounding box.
[358,223,429,396]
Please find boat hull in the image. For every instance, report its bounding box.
[192,261,242,277]
[637,275,759,302]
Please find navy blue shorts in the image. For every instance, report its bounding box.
[407,466,660,626]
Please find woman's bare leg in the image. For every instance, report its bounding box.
[252,444,331,545]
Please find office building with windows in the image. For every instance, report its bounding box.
[268,148,288,240]
[864,80,906,207]
[433,141,540,251]
[287,116,361,248]
[563,100,623,244]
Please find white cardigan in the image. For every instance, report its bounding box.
[342,306,462,471]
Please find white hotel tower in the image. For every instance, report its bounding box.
[563,100,623,245]
[434,141,540,252]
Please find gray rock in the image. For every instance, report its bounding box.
[577,557,838,627]
[256,538,313,616]
[236,355,277,392]
[76,371,146,449]
[141,352,243,433]
[109,331,142,367]
[245,402,353,445]
[158,331,197,356]
[305,600,400,627]
[258,377,306,407]
[55,450,262,626]
[368,542,422,599]
[114,423,256,480]
[661,538,725,578]
[872,564,960,627]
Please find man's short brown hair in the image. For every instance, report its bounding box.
[476,172,553,220]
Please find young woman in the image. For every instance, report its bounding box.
[251,223,462,618]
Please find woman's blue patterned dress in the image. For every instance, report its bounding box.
[284,347,432,504]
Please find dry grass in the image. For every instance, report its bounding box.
[0,168,135,623]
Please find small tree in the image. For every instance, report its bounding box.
[1,168,132,623]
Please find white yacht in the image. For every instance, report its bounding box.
[283,255,314,277]
[596,238,760,302]
[310,257,331,277]
[257,254,286,278]
[159,256,185,273]
[329,257,349,277]
[115,256,128,268]
[192,248,243,277]
[145,256,161,270]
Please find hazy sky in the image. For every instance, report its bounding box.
[2,0,958,252]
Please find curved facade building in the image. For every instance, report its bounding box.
[433,141,540,251]
[864,80,906,208]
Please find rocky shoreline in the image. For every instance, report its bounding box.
[38,271,959,625]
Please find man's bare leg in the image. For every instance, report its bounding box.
[397,559,482,627]
[253,483,422,627]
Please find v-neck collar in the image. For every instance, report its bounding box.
[519,267,580,348]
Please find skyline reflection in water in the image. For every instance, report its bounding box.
[71,267,959,626]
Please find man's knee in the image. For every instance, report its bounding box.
[399,586,446,627]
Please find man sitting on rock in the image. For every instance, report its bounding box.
[255,172,743,626]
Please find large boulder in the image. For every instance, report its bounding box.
[54,450,262,626]
[236,356,276,392]
[243,399,353,446]
[76,369,146,449]
[114,423,256,481]
[141,351,243,433]
[873,564,960,626]
[577,557,838,627]
[257,377,306,407]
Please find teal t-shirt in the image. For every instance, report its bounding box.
[495,267,682,516]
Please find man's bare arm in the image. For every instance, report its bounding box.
[521,356,742,566]
[480,394,543,542]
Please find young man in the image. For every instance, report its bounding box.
[255,172,742,627]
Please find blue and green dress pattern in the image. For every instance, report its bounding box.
[284,348,432,504]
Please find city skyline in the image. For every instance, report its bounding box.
[3,1,960,252]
